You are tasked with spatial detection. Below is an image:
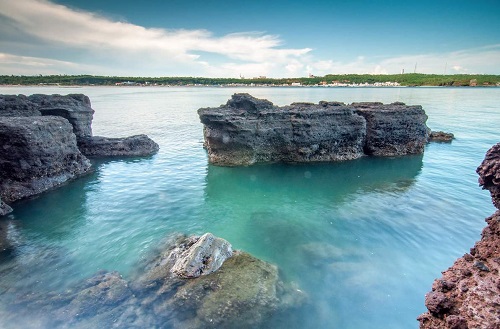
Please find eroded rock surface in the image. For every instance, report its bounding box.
[198,94,430,166]
[0,116,91,203]
[4,233,305,329]
[0,95,41,117]
[418,143,500,329]
[77,134,159,157]
[28,94,94,139]
[352,102,429,156]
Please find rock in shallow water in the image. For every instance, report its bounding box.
[5,233,305,329]
[198,94,430,166]
[77,134,159,157]
[0,197,12,216]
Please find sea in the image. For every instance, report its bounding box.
[0,86,498,329]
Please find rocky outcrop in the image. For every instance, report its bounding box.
[0,93,159,213]
[429,131,454,143]
[352,102,429,156]
[418,143,500,329]
[198,94,429,166]
[0,116,91,204]
[28,94,94,138]
[5,233,305,329]
[77,134,159,157]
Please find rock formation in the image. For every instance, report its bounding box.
[77,134,159,157]
[28,94,94,138]
[198,94,430,166]
[429,131,454,142]
[0,93,159,214]
[418,143,500,329]
[0,116,91,204]
[352,102,429,156]
[4,233,305,329]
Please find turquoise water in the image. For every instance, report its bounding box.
[0,86,499,328]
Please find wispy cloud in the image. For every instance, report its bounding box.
[0,0,311,77]
[0,0,499,77]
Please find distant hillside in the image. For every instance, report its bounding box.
[1,74,499,87]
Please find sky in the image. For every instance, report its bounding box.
[0,0,499,78]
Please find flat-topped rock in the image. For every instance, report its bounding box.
[198,94,430,166]
[77,134,159,157]
[0,95,41,117]
[199,94,367,166]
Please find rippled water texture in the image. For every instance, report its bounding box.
[0,86,499,328]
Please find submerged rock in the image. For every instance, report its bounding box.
[418,143,500,329]
[77,134,159,157]
[0,116,91,203]
[198,94,430,166]
[428,131,454,142]
[6,233,305,329]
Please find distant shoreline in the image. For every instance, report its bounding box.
[1,73,499,87]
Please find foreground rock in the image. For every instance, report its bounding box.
[418,143,500,329]
[198,94,429,166]
[77,134,159,157]
[0,116,91,204]
[6,233,305,329]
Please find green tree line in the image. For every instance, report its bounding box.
[1,74,499,86]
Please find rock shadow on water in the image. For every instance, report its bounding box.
[204,154,424,205]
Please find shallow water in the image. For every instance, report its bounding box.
[0,86,499,328]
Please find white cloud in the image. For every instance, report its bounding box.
[0,0,311,77]
[0,0,498,77]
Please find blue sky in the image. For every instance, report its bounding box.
[0,0,499,77]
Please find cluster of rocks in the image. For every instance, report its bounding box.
[418,143,500,329]
[5,233,305,329]
[0,94,159,215]
[198,94,435,166]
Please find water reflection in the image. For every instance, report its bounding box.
[205,155,423,205]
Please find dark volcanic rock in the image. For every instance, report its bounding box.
[198,94,430,166]
[0,116,91,203]
[198,93,366,166]
[77,134,159,157]
[352,102,429,156]
[429,131,454,142]
[28,94,94,139]
[0,95,41,117]
[0,197,12,216]
[477,143,500,210]
[418,143,500,329]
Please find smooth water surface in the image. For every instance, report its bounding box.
[0,86,498,328]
